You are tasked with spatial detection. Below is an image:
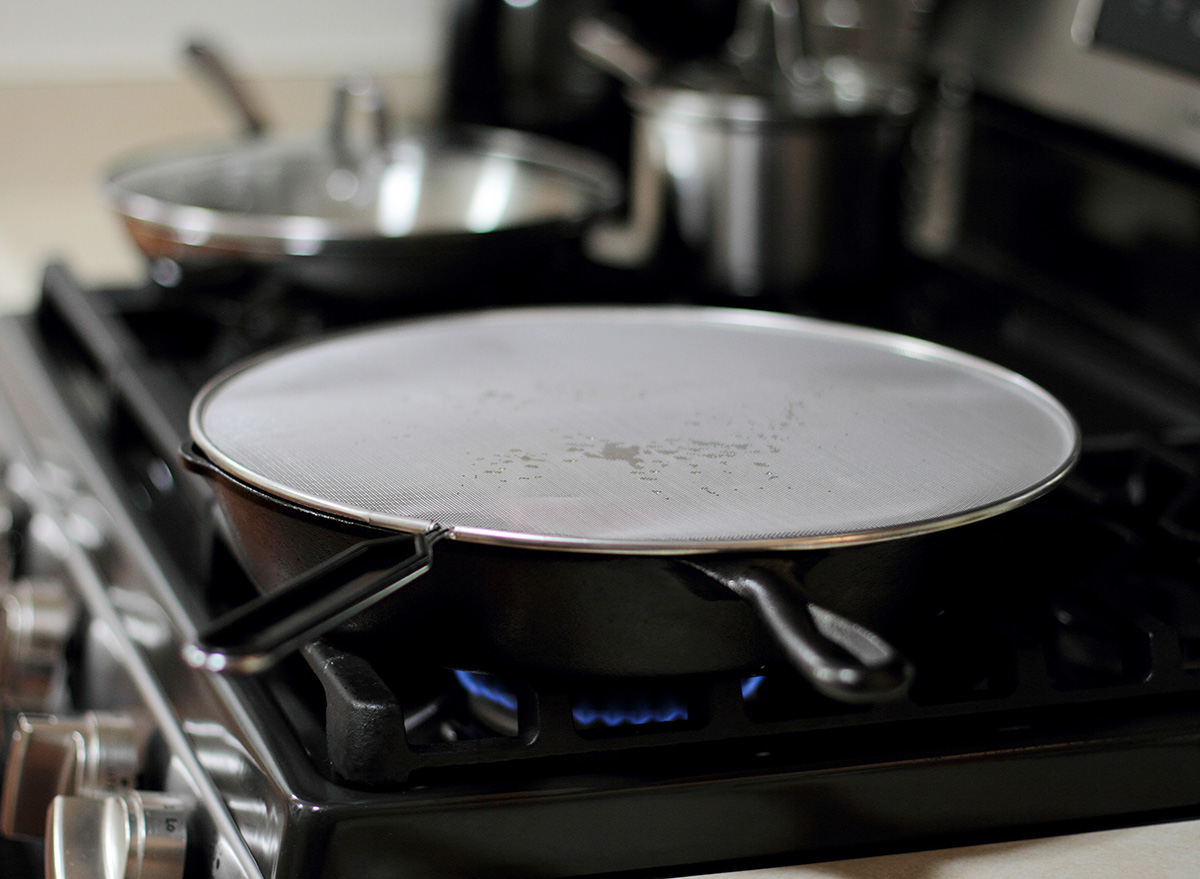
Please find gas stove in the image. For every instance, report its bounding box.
[6,2,1200,877]
[3,231,1200,878]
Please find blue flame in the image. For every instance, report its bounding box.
[455,671,767,729]
[572,692,689,728]
[454,671,694,728]
[741,675,765,698]
[454,669,519,710]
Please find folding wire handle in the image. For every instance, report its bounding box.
[183,527,448,674]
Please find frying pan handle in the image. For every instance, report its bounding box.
[182,527,449,674]
[684,559,913,703]
[184,39,270,139]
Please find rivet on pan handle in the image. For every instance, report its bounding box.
[684,559,914,703]
[182,527,449,675]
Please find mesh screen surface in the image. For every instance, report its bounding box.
[192,307,1079,550]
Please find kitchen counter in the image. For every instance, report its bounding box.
[698,819,1200,878]
[1,79,1198,879]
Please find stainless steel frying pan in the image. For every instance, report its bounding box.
[103,46,620,299]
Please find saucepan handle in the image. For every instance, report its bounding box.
[684,559,914,703]
[182,527,448,674]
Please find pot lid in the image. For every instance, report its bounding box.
[627,57,906,122]
[104,125,619,248]
[571,15,904,124]
[190,306,1079,553]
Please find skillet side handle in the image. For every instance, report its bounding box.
[182,527,448,675]
[684,559,914,704]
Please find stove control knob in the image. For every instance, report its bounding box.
[5,462,72,578]
[0,578,79,710]
[0,577,80,710]
[0,470,28,585]
[1,711,144,840]
[46,789,188,879]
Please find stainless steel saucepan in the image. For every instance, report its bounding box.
[572,0,933,297]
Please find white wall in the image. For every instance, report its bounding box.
[0,0,446,82]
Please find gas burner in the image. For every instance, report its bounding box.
[454,670,767,734]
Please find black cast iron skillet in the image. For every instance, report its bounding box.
[182,444,919,702]
[179,306,1080,703]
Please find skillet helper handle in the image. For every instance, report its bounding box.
[685,560,913,703]
[183,528,448,675]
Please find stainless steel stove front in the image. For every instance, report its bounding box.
[0,314,270,879]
